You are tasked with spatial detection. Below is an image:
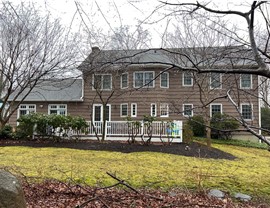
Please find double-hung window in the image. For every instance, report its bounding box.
[210,104,222,117]
[183,104,193,117]
[240,74,252,89]
[121,103,128,117]
[160,72,169,88]
[241,104,252,120]
[93,74,112,90]
[210,73,222,89]
[160,103,169,117]
[49,104,67,115]
[121,73,128,89]
[18,104,36,118]
[183,71,193,86]
[134,71,154,88]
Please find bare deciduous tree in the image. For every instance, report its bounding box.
[159,1,270,75]
[75,2,153,141]
[0,2,80,128]
[109,25,151,50]
[161,16,242,146]
[156,1,270,144]
[76,1,270,144]
[259,77,270,107]
[80,47,132,141]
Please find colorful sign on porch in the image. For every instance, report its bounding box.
[166,120,182,139]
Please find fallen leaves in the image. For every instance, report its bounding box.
[23,180,269,208]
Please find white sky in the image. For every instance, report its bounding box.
[32,0,156,29]
[40,0,157,24]
[18,0,161,48]
[10,0,263,48]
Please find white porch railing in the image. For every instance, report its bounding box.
[75,120,182,142]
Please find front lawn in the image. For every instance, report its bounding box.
[0,141,270,199]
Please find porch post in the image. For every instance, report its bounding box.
[141,120,144,140]
[104,120,107,140]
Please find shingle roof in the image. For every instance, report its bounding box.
[79,46,258,72]
[8,79,83,102]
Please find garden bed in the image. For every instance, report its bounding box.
[0,139,236,160]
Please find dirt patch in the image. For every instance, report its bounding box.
[0,139,236,160]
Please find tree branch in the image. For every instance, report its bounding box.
[159,1,249,17]
[106,172,163,201]
[227,90,270,146]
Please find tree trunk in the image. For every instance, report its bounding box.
[206,119,212,147]
[204,107,211,147]
[101,104,107,142]
[0,121,3,130]
[0,119,8,131]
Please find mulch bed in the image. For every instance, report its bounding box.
[0,139,236,160]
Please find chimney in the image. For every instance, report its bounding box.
[91,46,100,54]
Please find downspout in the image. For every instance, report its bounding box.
[80,78,84,101]
[258,75,262,142]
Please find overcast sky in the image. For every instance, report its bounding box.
[10,0,263,49]
[31,0,156,31]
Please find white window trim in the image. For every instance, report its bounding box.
[93,104,102,122]
[131,103,137,117]
[182,71,193,86]
[160,103,169,118]
[160,72,169,88]
[210,73,222,89]
[133,71,155,88]
[240,74,253,89]
[121,73,129,89]
[210,103,223,117]
[241,103,253,121]
[105,104,111,121]
[151,103,157,117]
[183,104,193,117]
[17,104,36,119]
[92,104,111,122]
[120,103,128,117]
[48,104,67,115]
[92,74,112,91]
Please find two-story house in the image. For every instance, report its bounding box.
[8,46,260,140]
[79,47,259,136]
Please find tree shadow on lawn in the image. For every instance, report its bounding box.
[0,139,236,160]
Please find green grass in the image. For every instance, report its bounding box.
[0,142,270,198]
[195,137,269,149]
